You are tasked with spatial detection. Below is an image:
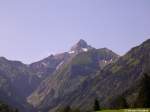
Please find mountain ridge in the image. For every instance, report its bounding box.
[0,39,149,112]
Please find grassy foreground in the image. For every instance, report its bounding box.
[97,108,150,112]
[97,109,123,112]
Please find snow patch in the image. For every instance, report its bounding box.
[101,60,108,64]
[104,60,107,63]
[42,62,48,67]
[68,50,75,54]
[82,48,88,52]
[56,61,64,70]
[38,75,42,78]
[110,59,113,62]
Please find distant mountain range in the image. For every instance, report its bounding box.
[0,39,149,112]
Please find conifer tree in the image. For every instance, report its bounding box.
[93,98,100,111]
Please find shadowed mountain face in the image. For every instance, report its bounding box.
[29,53,70,79]
[0,57,40,112]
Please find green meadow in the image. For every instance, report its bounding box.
[97,108,150,112]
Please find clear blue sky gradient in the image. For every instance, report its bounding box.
[0,0,150,64]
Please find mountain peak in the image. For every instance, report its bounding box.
[77,39,88,46]
[72,39,88,49]
[69,39,93,53]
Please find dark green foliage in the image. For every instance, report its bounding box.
[56,106,71,112]
[63,106,71,112]
[72,108,81,112]
[93,98,100,111]
[110,95,128,109]
[111,73,150,109]
[56,106,81,112]
[133,73,150,107]
[0,102,19,112]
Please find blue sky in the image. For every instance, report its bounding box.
[0,0,150,64]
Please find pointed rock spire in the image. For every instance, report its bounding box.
[70,39,93,53]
